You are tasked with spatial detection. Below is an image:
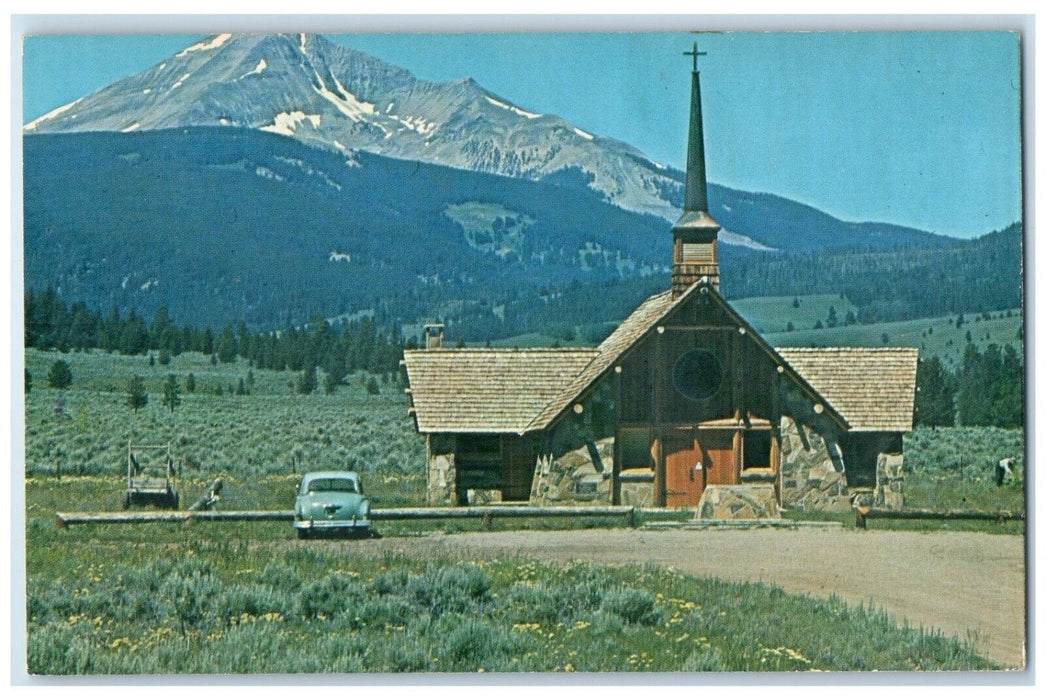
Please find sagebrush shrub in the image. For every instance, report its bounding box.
[681,646,725,672]
[441,617,526,671]
[258,562,301,592]
[600,588,663,626]
[296,574,367,620]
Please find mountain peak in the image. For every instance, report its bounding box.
[24,32,684,222]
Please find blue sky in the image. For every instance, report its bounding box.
[22,31,1022,239]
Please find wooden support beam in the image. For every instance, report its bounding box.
[56,510,295,527]
[855,507,1025,530]
[56,506,637,528]
[661,325,735,332]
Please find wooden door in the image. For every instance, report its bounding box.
[699,430,738,486]
[664,429,705,507]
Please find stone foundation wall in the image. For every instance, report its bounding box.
[779,415,850,511]
[618,475,655,508]
[530,437,613,506]
[426,435,456,506]
[466,488,502,506]
[697,485,779,519]
[875,452,904,509]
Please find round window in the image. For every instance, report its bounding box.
[672,349,723,401]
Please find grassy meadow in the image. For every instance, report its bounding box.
[27,542,997,674]
[24,348,426,487]
[21,347,1019,674]
[485,294,1022,372]
[765,307,1023,370]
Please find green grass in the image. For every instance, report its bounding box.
[731,294,859,334]
[904,426,1025,512]
[765,308,1022,369]
[782,426,1025,534]
[24,349,426,484]
[26,542,995,674]
[476,295,1022,373]
[20,349,1022,673]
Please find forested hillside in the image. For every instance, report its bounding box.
[24,129,1021,342]
[719,223,1022,323]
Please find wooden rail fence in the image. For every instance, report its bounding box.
[855,507,1025,529]
[55,505,636,528]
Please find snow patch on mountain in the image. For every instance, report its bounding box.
[142,88,152,95]
[312,69,376,123]
[573,127,594,140]
[261,111,321,135]
[23,98,82,131]
[121,123,141,133]
[485,95,541,119]
[170,73,192,90]
[719,228,775,251]
[390,114,437,136]
[236,59,267,81]
[176,34,232,57]
[255,165,284,181]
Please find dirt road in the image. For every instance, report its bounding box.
[342,527,1026,668]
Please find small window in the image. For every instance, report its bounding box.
[306,477,358,494]
[743,431,773,470]
[672,349,723,401]
[619,428,653,469]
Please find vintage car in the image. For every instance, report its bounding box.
[293,470,371,539]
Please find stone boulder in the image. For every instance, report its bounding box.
[530,437,613,506]
[696,485,779,520]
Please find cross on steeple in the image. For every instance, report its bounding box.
[684,42,707,73]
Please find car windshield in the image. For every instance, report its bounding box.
[306,478,358,494]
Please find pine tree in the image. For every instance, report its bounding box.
[216,325,237,363]
[161,374,181,413]
[127,376,148,413]
[158,348,171,365]
[185,373,196,393]
[25,369,32,394]
[914,356,955,427]
[296,365,317,395]
[48,360,73,389]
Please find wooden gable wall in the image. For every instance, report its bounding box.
[618,289,781,427]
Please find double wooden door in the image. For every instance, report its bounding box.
[663,429,737,507]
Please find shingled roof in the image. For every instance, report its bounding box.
[776,347,918,432]
[525,290,678,430]
[403,348,599,434]
[403,285,917,436]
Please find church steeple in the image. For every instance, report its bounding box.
[672,41,721,298]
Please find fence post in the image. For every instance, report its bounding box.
[855,507,869,530]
